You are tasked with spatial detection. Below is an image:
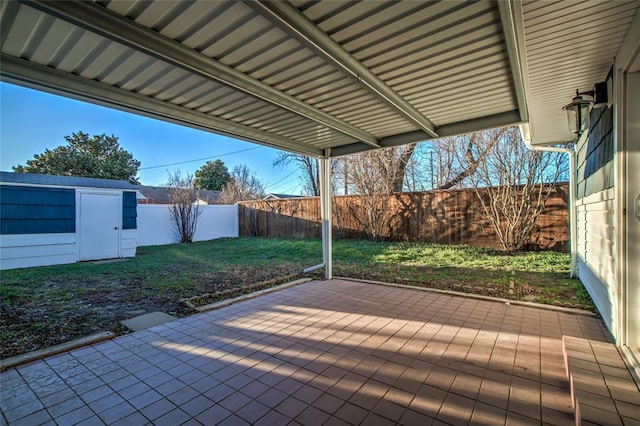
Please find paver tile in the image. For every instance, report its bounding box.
[139,398,177,421]
[2,398,44,423]
[398,409,435,426]
[219,391,252,412]
[372,399,405,422]
[335,402,369,424]
[9,409,52,426]
[255,388,287,409]
[128,389,163,410]
[361,412,396,425]
[236,400,271,424]
[615,400,640,420]
[47,396,86,418]
[152,408,191,426]
[55,405,95,425]
[181,395,215,417]
[195,404,232,424]
[110,412,149,426]
[98,401,137,424]
[275,396,308,418]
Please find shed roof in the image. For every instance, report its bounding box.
[0,1,638,155]
[0,171,139,190]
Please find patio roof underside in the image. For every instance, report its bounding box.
[1,1,638,157]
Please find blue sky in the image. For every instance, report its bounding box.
[0,82,301,193]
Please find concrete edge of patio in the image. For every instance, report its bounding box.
[336,276,599,317]
[0,331,114,372]
[195,277,313,312]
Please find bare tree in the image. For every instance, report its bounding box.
[221,165,265,203]
[340,148,408,240]
[340,145,417,193]
[167,170,201,243]
[273,153,320,196]
[458,127,567,251]
[274,152,347,196]
[390,144,418,192]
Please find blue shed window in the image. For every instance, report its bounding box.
[122,191,137,230]
[0,185,75,234]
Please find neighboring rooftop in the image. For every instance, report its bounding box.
[136,185,223,204]
[263,193,302,200]
[0,171,138,190]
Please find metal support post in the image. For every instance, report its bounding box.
[319,153,333,280]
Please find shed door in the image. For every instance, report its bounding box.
[79,193,120,261]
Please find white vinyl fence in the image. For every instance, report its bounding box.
[136,204,238,246]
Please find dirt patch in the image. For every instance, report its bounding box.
[0,265,306,359]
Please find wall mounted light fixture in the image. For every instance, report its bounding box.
[562,82,608,135]
[563,90,593,135]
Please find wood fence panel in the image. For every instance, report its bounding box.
[238,185,569,251]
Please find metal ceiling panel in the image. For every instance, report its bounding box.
[1,0,636,157]
[296,0,517,132]
[523,0,639,145]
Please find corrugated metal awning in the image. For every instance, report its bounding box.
[522,0,639,145]
[1,0,638,155]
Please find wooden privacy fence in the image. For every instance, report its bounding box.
[238,185,569,251]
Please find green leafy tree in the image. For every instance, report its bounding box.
[194,159,230,190]
[13,132,140,184]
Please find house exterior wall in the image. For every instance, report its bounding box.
[577,106,615,199]
[575,101,617,332]
[576,94,619,333]
[624,71,640,352]
[576,26,640,361]
[576,188,616,329]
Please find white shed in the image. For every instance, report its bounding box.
[0,172,138,270]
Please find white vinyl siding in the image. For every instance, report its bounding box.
[0,233,78,270]
[576,187,616,332]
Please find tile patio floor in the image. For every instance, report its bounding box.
[0,279,623,425]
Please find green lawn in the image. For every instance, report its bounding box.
[0,237,593,359]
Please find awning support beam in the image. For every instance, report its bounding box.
[25,0,380,149]
[331,110,523,157]
[0,54,323,157]
[497,0,530,123]
[248,0,438,139]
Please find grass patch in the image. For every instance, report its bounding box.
[332,240,591,307]
[0,237,593,359]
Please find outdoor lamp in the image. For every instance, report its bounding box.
[563,90,593,135]
[562,82,608,135]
